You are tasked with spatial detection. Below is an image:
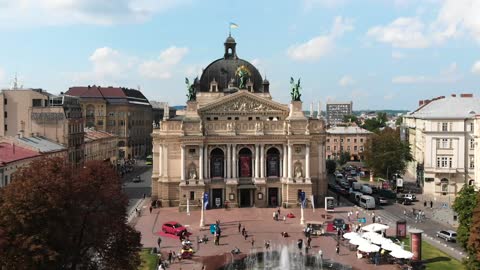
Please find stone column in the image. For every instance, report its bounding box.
[199,145,204,180]
[287,143,293,179]
[260,144,265,178]
[204,146,209,179]
[255,144,260,178]
[227,144,231,179]
[159,144,163,177]
[163,144,168,177]
[180,144,185,181]
[232,144,237,178]
[306,144,311,180]
[283,144,287,179]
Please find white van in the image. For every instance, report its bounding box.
[359,195,376,209]
[352,191,363,202]
[361,185,373,195]
[352,182,362,191]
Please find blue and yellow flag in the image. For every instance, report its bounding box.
[230,22,238,29]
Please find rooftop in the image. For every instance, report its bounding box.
[84,128,116,142]
[409,94,480,119]
[16,136,66,153]
[327,126,372,135]
[0,142,41,166]
[66,86,150,106]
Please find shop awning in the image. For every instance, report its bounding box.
[237,184,256,189]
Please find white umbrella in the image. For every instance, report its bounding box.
[390,249,414,259]
[381,241,402,251]
[358,243,380,253]
[361,231,382,241]
[343,232,360,240]
[350,236,370,246]
[370,235,391,245]
[361,223,389,232]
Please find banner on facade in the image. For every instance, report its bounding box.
[239,156,251,177]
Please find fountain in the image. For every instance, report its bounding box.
[221,243,352,270]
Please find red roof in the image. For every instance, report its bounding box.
[67,86,127,98]
[0,142,41,165]
[84,129,116,142]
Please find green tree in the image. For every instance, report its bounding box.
[338,151,351,166]
[467,191,480,269]
[0,158,142,270]
[363,128,413,179]
[343,114,359,125]
[395,116,403,126]
[453,185,478,250]
[326,159,337,174]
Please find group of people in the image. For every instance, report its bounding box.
[117,158,136,177]
[239,223,250,240]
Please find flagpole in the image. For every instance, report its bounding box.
[200,192,205,227]
[300,202,305,225]
[311,195,315,213]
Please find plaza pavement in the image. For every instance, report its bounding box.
[133,202,402,270]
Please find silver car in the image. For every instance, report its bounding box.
[436,230,457,242]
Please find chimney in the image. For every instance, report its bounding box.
[460,93,473,98]
[418,100,424,106]
[451,94,456,97]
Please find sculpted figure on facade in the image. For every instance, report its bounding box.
[305,121,310,135]
[188,164,198,180]
[294,161,303,179]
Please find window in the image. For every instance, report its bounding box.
[248,117,252,121]
[441,122,448,131]
[3,98,6,105]
[470,139,475,149]
[327,139,330,143]
[108,112,115,117]
[334,139,337,143]
[190,191,195,200]
[97,120,103,125]
[256,117,260,120]
[360,146,364,151]
[3,111,6,118]
[347,146,350,151]
[227,117,232,120]
[32,99,42,107]
[189,149,196,154]
[235,117,239,120]
[439,138,450,149]
[441,178,449,193]
[354,146,357,151]
[334,146,337,151]
[354,139,357,143]
[207,117,211,121]
[340,146,344,151]
[470,123,474,132]
[347,138,350,142]
[470,156,475,169]
[360,139,364,143]
[340,139,344,143]
[4,175,8,186]
[107,120,115,126]
[327,146,330,151]
[4,124,7,131]
[436,156,452,168]
[213,117,218,121]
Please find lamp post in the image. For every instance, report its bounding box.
[200,192,205,227]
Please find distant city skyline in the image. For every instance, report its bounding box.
[0,0,479,110]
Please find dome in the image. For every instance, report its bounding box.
[197,36,265,93]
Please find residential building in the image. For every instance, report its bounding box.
[150,101,177,128]
[152,35,327,210]
[404,94,478,199]
[325,126,372,161]
[0,142,41,188]
[326,101,353,126]
[66,86,152,159]
[0,89,84,164]
[84,128,118,163]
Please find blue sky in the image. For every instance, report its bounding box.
[0,0,479,110]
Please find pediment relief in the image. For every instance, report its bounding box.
[200,93,287,115]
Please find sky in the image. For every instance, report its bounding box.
[0,0,479,110]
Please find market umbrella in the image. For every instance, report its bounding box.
[390,249,414,259]
[361,231,382,241]
[343,232,360,240]
[381,241,402,251]
[350,236,370,246]
[370,235,392,245]
[361,223,389,232]
[357,243,380,253]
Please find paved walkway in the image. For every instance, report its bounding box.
[133,205,405,270]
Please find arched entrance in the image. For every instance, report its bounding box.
[266,147,280,177]
[238,148,252,178]
[210,148,224,178]
[441,178,449,195]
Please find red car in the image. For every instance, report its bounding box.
[162,221,187,236]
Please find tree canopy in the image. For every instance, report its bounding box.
[468,191,480,268]
[363,128,413,179]
[0,158,141,270]
[326,159,337,174]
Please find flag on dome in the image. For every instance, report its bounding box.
[230,22,238,29]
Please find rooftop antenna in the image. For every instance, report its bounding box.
[12,73,19,90]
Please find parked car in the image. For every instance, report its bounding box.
[162,221,187,236]
[402,193,416,201]
[132,176,141,183]
[359,195,376,209]
[304,221,325,236]
[396,197,413,205]
[352,182,362,191]
[361,185,373,195]
[436,230,457,242]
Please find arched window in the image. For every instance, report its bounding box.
[441,178,449,193]
[266,147,280,177]
[210,148,224,178]
[469,179,475,186]
[238,148,252,178]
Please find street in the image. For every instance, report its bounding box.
[121,160,152,214]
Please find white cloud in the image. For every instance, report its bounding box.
[384,93,395,100]
[471,61,480,75]
[433,0,480,43]
[287,16,353,61]
[0,0,188,27]
[367,17,430,48]
[338,75,355,87]
[392,62,461,84]
[89,47,136,77]
[138,46,188,79]
[302,0,346,11]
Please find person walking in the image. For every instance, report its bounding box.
[251,237,255,248]
[168,250,173,264]
[355,210,359,219]
[149,206,153,214]
[244,231,248,240]
[318,249,323,261]
[238,223,241,233]
[336,244,340,255]
[242,227,246,236]
[372,212,375,223]
[307,236,312,248]
[424,201,427,207]
[157,237,162,249]
[430,200,433,209]
[273,211,276,221]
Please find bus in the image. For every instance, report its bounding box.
[146,155,153,165]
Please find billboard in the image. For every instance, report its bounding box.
[325,196,335,212]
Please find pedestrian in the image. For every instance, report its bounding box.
[143,193,146,199]
[251,237,255,247]
[318,249,323,260]
[403,209,407,216]
[149,206,153,214]
[242,227,246,236]
[244,231,248,240]
[157,237,162,249]
[372,212,375,223]
[307,237,312,248]
[336,244,340,255]
[168,250,173,264]
[273,211,276,221]
[265,240,270,249]
[355,210,359,219]
[430,200,433,209]
[283,215,286,223]
[238,223,241,233]
[297,239,303,250]
[424,201,427,207]
[172,251,176,262]
[277,208,281,216]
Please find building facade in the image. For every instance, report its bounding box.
[404,94,478,199]
[326,101,353,126]
[152,36,327,210]
[326,126,372,161]
[0,142,41,188]
[84,128,118,163]
[66,86,152,159]
[0,89,84,164]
